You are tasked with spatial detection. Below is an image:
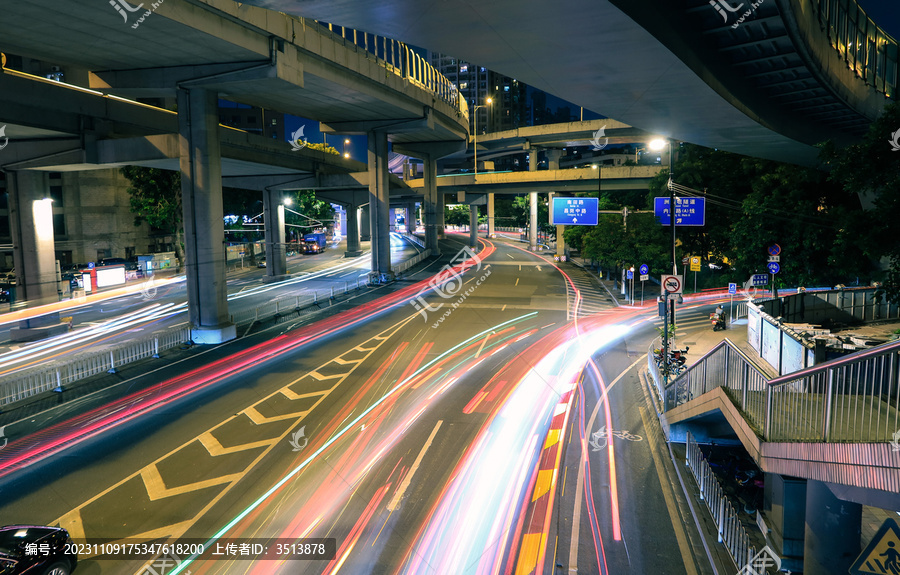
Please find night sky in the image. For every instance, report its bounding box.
[857,1,900,37]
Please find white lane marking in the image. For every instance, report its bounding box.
[387,420,443,511]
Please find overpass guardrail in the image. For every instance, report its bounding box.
[318,22,468,119]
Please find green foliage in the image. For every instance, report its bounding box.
[820,101,900,301]
[121,166,184,264]
[305,142,340,155]
[121,166,182,232]
[445,205,471,227]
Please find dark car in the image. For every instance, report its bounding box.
[0,525,78,574]
[303,242,323,255]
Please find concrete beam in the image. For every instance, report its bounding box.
[321,114,433,136]
[393,140,466,160]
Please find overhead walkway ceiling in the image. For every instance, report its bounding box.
[248,0,895,166]
[0,0,468,145]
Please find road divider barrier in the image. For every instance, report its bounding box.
[0,327,192,409]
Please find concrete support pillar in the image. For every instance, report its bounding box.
[263,189,287,280]
[469,204,478,248]
[764,473,807,573]
[487,193,495,238]
[407,202,416,232]
[360,204,371,241]
[423,158,441,254]
[528,148,539,251]
[177,87,235,344]
[345,204,362,257]
[367,130,392,278]
[8,171,58,304]
[804,481,861,575]
[529,192,538,251]
[546,149,562,170]
[7,172,67,341]
[557,225,566,257]
[436,192,446,239]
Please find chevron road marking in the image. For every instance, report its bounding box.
[54,313,419,554]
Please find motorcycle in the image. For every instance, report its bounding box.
[710,312,726,331]
[669,346,689,366]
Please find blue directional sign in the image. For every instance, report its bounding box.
[767,262,781,274]
[550,197,598,226]
[626,269,633,279]
[751,273,768,286]
[728,282,737,295]
[654,197,706,226]
[639,264,649,276]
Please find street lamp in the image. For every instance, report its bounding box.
[649,137,677,382]
[343,138,351,159]
[473,97,492,177]
[592,163,601,196]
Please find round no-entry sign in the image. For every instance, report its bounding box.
[662,275,683,294]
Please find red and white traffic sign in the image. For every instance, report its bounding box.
[661,275,683,295]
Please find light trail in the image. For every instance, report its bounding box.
[166,311,537,575]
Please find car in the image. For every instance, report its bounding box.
[0,524,78,574]
[256,257,266,268]
[303,242,323,255]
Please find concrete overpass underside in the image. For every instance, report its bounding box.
[248,0,896,166]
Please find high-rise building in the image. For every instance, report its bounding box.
[428,52,527,134]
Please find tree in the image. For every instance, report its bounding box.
[820,101,900,301]
[445,205,471,227]
[121,166,184,266]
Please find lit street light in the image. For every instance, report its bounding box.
[473,97,492,177]
[649,137,679,385]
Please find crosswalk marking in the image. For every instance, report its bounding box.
[566,269,616,319]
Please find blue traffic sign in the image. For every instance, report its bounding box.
[87,262,95,269]
[639,264,649,276]
[626,269,633,279]
[751,274,768,286]
[767,244,781,256]
[767,262,780,274]
[551,197,599,226]
[654,197,706,226]
[728,282,737,295]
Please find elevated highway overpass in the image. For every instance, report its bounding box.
[248,0,897,166]
[0,0,468,342]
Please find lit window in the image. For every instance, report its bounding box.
[460,64,468,73]
[460,82,468,90]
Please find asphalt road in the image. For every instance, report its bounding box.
[0,235,725,575]
[0,236,422,379]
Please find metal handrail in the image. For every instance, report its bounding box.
[317,21,469,121]
[662,336,900,443]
